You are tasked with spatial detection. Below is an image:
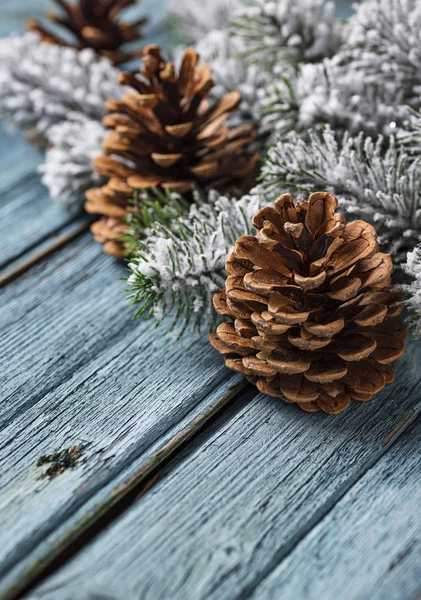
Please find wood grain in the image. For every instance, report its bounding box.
[251,421,421,600]
[0,235,245,599]
[0,129,79,274]
[26,345,421,600]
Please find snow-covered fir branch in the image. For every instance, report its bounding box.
[0,32,123,138]
[167,0,243,43]
[340,0,421,108]
[396,107,421,155]
[401,244,421,338]
[126,190,264,335]
[231,0,343,73]
[260,59,406,142]
[40,118,107,212]
[258,126,421,260]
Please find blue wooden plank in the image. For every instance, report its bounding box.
[0,128,82,274]
[251,421,421,600]
[0,0,47,36]
[0,0,86,271]
[0,235,245,598]
[25,345,421,600]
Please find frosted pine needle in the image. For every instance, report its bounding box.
[232,0,343,72]
[258,126,421,260]
[0,33,123,138]
[40,118,107,212]
[341,0,421,108]
[402,244,421,337]
[260,59,406,141]
[167,0,242,43]
[126,190,264,335]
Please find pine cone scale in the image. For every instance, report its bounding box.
[211,192,407,414]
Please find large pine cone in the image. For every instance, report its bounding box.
[28,0,146,65]
[210,192,406,414]
[85,44,259,256]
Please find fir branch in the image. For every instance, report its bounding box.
[231,0,343,72]
[123,188,190,256]
[260,59,406,143]
[0,32,124,138]
[258,126,421,260]
[126,190,264,335]
[340,0,421,109]
[167,0,242,44]
[40,118,107,212]
[396,106,421,155]
[401,243,421,338]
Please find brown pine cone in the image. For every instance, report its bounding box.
[210,192,407,415]
[27,0,147,65]
[90,216,128,257]
[85,44,259,256]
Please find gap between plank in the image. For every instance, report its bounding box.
[237,402,421,600]
[5,381,254,600]
[0,220,91,287]
[8,393,420,600]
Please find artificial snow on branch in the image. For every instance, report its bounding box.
[341,0,421,108]
[260,59,405,142]
[0,32,123,138]
[258,126,421,260]
[126,190,264,335]
[40,118,107,212]
[402,244,421,338]
[396,107,421,155]
[167,0,243,43]
[231,0,343,73]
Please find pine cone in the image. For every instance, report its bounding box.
[210,192,406,414]
[27,0,147,65]
[90,216,128,256]
[85,44,259,256]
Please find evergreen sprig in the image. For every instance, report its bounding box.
[257,126,421,261]
[260,59,406,142]
[341,0,421,109]
[167,0,241,44]
[0,32,123,138]
[126,190,264,336]
[402,244,421,338]
[231,0,343,72]
[40,118,107,212]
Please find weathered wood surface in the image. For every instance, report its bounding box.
[0,128,84,277]
[0,235,245,599]
[1,2,420,600]
[26,352,421,600]
[251,422,421,600]
[0,0,86,276]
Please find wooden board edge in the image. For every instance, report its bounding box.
[0,220,92,287]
